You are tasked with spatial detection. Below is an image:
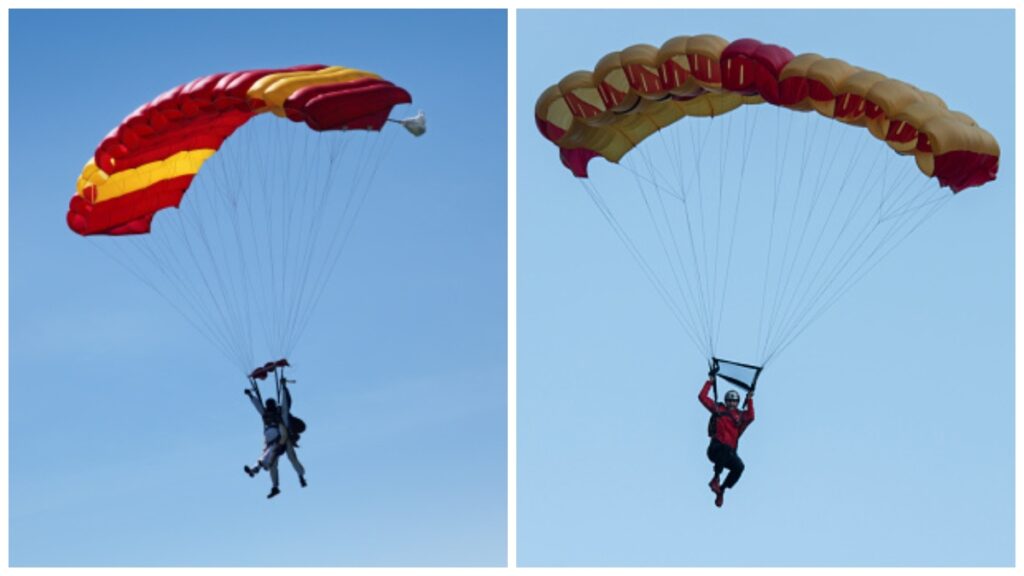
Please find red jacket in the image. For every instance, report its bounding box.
[699,379,754,449]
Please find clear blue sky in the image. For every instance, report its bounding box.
[9,9,507,567]
[518,9,1014,567]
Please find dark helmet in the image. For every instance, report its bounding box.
[724,390,741,403]
[265,398,278,410]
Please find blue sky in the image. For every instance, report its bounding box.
[518,9,1014,567]
[9,9,507,567]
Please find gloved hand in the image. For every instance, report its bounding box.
[244,389,253,397]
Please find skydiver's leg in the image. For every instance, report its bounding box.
[285,443,306,480]
[706,441,725,494]
[260,446,275,468]
[269,457,279,487]
[264,454,281,498]
[246,443,274,477]
[720,450,745,489]
[244,462,261,477]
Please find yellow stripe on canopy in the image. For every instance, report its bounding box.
[76,149,216,203]
[248,66,380,117]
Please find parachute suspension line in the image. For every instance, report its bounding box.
[91,235,248,372]
[643,119,718,354]
[622,109,764,363]
[197,148,265,368]
[269,118,295,354]
[287,129,400,355]
[708,112,732,355]
[208,139,256,370]
[768,145,897,357]
[667,116,720,353]
[761,141,949,364]
[172,158,256,371]
[759,129,873,360]
[281,130,362,354]
[125,179,253,372]
[689,118,718,354]
[765,119,856,353]
[575,104,955,369]
[711,107,760,355]
[275,123,325,353]
[216,123,262,360]
[580,178,709,356]
[757,106,797,361]
[761,112,822,358]
[237,118,278,358]
[280,123,350,353]
[158,202,252,371]
[278,129,349,354]
[766,148,892,358]
[764,180,949,364]
[877,158,945,222]
[96,117,373,373]
[759,112,858,362]
[233,118,282,362]
[760,118,880,360]
[273,120,304,352]
[631,141,713,353]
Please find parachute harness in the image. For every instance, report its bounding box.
[248,358,293,416]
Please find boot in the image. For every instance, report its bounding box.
[715,487,725,508]
[709,475,721,496]
[300,475,307,488]
[244,465,258,477]
[267,486,281,499]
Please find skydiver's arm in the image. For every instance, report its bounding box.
[698,379,717,413]
[280,383,292,427]
[281,384,292,412]
[247,391,265,416]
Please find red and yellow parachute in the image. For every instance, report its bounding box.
[69,64,411,236]
[536,34,999,192]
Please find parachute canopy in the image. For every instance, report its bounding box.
[69,64,411,236]
[535,34,999,192]
[69,64,418,373]
[534,35,1002,368]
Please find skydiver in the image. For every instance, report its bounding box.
[243,376,306,498]
[699,367,755,508]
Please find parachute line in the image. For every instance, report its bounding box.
[576,104,952,368]
[89,117,397,372]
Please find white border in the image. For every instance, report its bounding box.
[3,1,1021,575]
[507,6,519,569]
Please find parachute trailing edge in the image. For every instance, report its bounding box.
[535,34,999,192]
[69,64,412,236]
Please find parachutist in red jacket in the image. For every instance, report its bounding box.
[699,377,754,508]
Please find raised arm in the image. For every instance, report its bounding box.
[698,379,717,413]
[740,391,755,427]
[245,388,265,416]
[279,380,292,427]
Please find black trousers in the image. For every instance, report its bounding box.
[707,439,745,489]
